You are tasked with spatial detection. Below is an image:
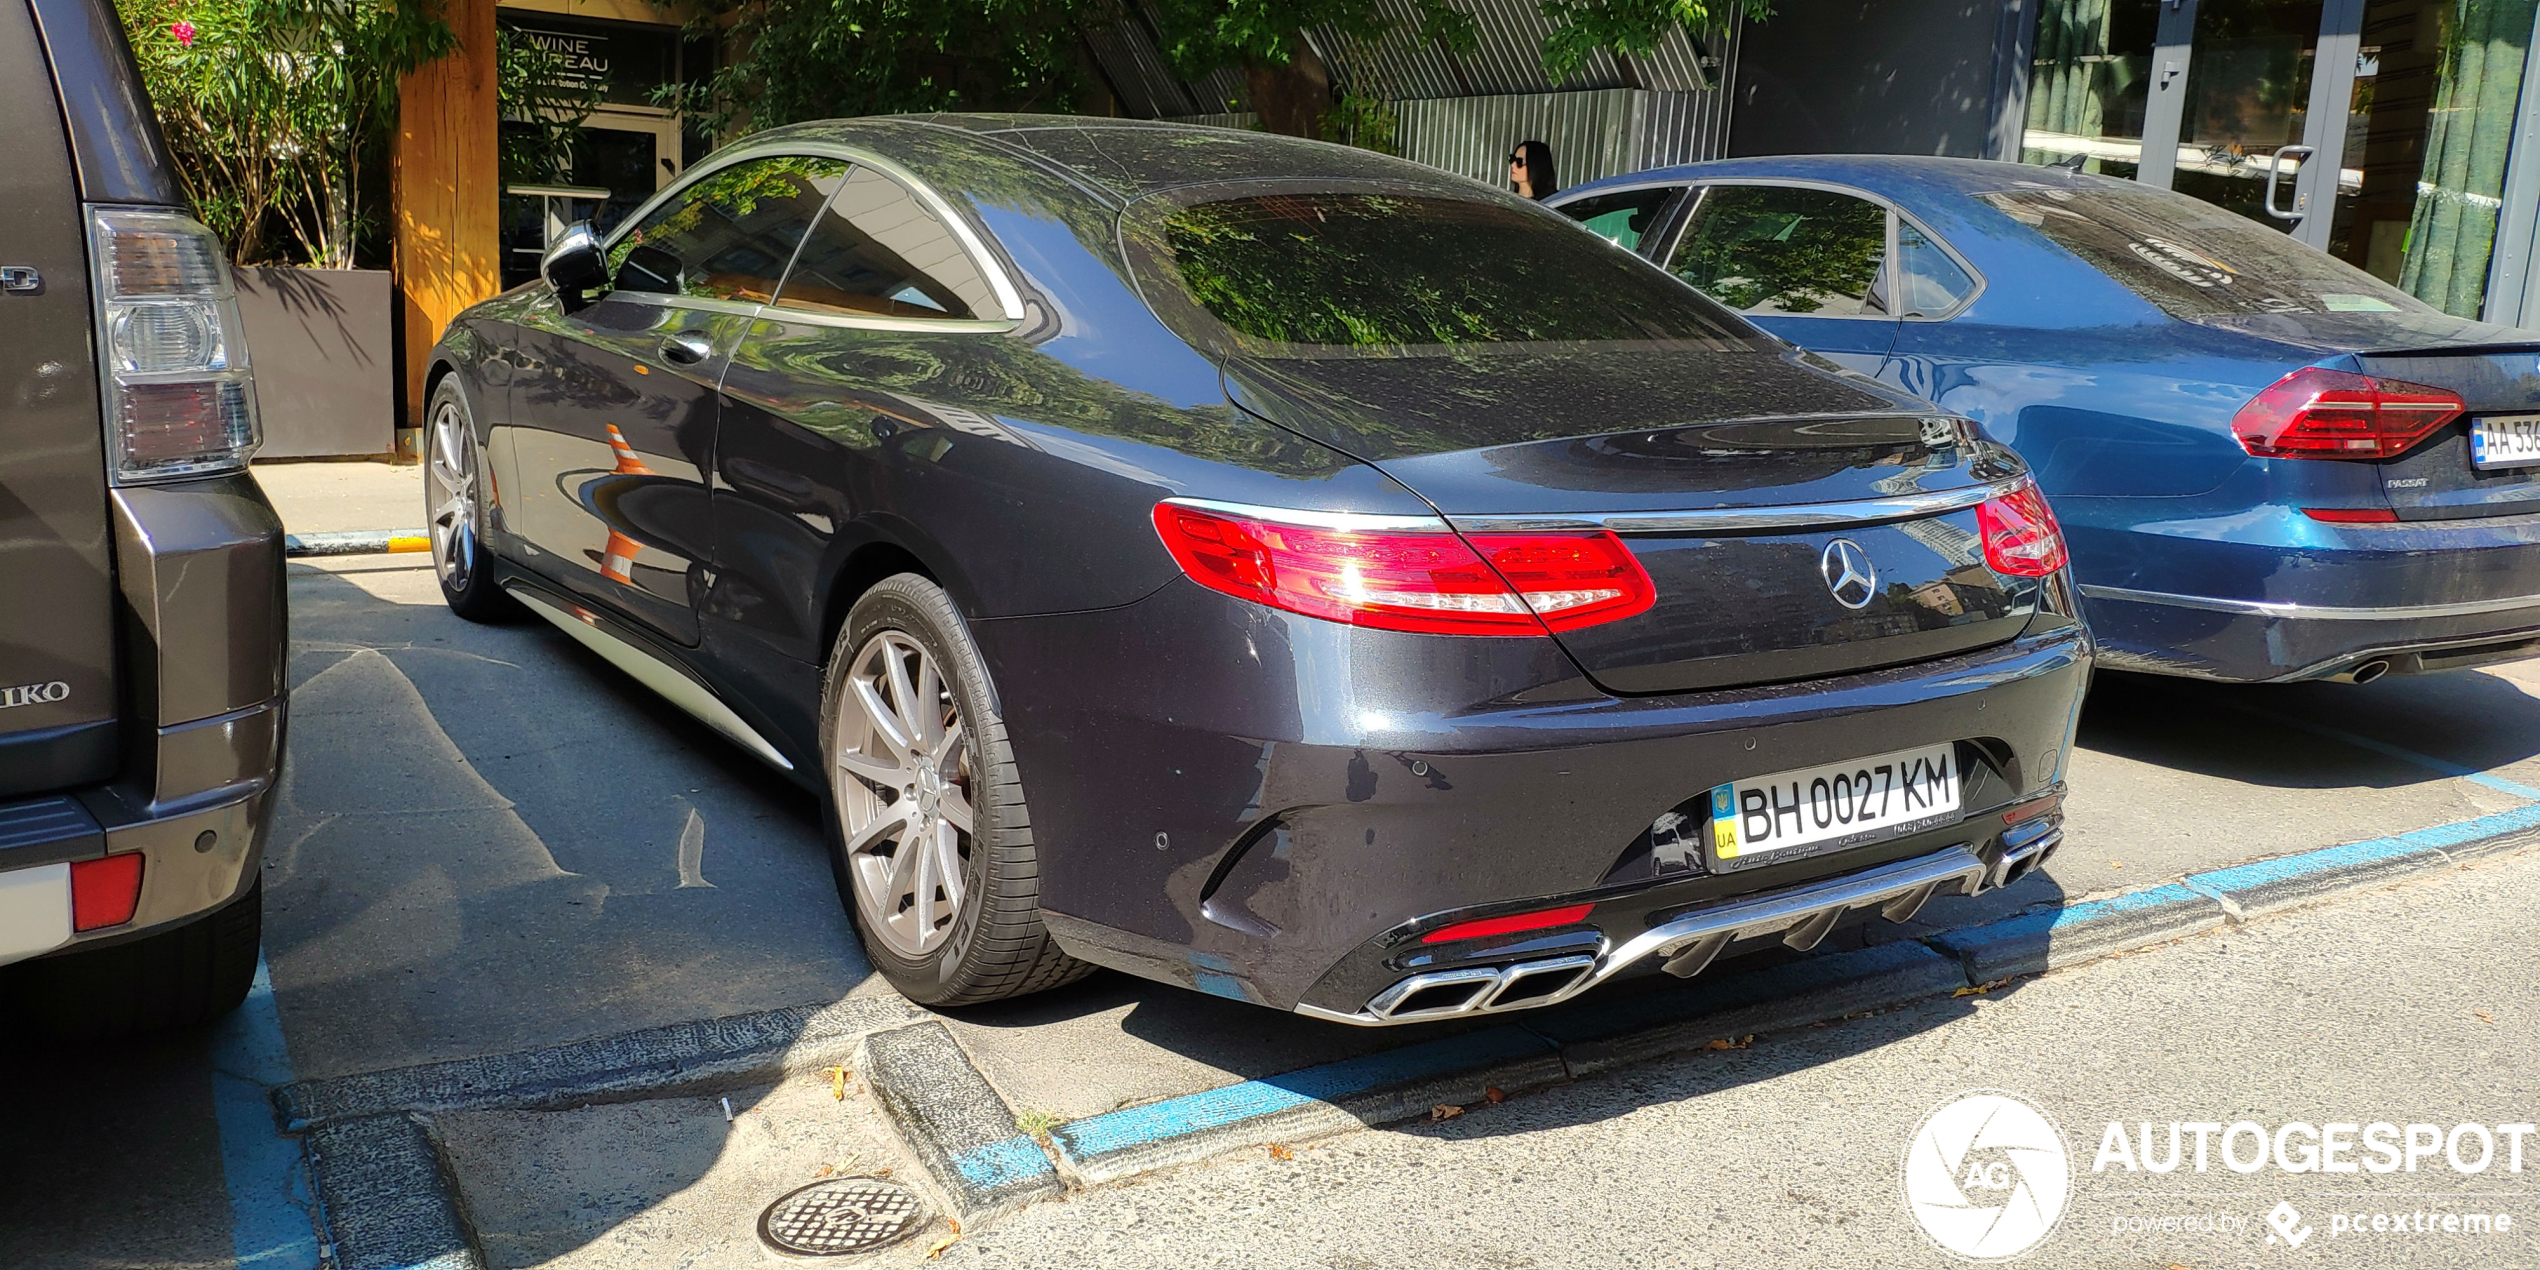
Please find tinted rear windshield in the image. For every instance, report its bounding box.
[1981,185,2435,320]
[1124,187,1760,356]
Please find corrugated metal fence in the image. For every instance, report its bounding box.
[1098,2,1740,188]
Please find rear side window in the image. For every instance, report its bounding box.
[1560,186,1681,253]
[1896,222,1976,318]
[1980,185,2433,318]
[1671,185,1890,317]
[609,156,846,303]
[1123,186,1759,355]
[775,167,1002,320]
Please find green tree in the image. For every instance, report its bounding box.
[120,0,454,267]
[666,0,1093,134]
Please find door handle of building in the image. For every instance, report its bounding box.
[2265,146,2315,221]
[659,332,712,365]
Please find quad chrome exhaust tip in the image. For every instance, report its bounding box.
[1300,843,2001,1027]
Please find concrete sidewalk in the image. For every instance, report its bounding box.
[253,459,421,536]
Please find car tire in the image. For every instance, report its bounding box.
[821,573,1091,1006]
[5,880,262,1041]
[425,377,519,623]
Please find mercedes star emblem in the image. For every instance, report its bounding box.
[1821,539,1877,609]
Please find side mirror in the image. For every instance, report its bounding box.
[541,222,609,310]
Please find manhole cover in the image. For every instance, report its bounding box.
[756,1176,926,1257]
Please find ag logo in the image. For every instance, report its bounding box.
[1903,1089,2071,1261]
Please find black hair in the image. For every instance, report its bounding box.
[1511,140,1559,200]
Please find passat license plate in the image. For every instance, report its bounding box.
[1706,744,1962,871]
[2470,414,2540,470]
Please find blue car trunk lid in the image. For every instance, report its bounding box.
[2354,346,2540,520]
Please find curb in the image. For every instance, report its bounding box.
[306,1113,484,1270]
[985,821,2537,1197]
[1050,1024,1566,1185]
[286,529,430,557]
[277,995,921,1132]
[860,1021,1067,1221]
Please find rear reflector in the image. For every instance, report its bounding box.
[2302,507,2399,523]
[1976,479,2069,577]
[70,853,144,931]
[1151,501,1655,635]
[1421,902,1596,944]
[2231,367,2464,459]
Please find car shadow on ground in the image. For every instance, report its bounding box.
[2079,667,2540,789]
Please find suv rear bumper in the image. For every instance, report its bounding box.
[2,471,284,967]
[0,782,271,966]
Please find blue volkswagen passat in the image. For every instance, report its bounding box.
[1554,157,2540,684]
[422,119,2087,1022]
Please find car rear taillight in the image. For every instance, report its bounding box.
[1151,501,1656,635]
[1976,480,2068,577]
[70,853,144,931]
[2230,367,2463,460]
[87,207,260,483]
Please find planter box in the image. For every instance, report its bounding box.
[234,266,395,459]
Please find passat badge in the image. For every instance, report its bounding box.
[1821,539,1877,609]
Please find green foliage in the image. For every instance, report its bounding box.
[497,24,605,185]
[1537,0,1771,80]
[665,0,1089,134]
[1318,90,1398,153]
[118,0,453,267]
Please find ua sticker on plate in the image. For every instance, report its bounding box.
[1707,744,1963,871]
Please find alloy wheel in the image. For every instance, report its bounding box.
[426,398,478,592]
[834,630,974,959]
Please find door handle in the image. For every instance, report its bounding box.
[659,332,712,365]
[2265,145,2315,221]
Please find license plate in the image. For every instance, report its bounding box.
[2470,415,2540,470]
[1707,744,1962,871]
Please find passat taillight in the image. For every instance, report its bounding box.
[1150,501,1656,635]
[2230,367,2463,460]
[1975,480,2068,577]
[87,207,261,483]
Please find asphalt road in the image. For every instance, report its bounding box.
[4,550,2538,1270]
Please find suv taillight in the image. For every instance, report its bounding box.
[1976,479,2068,577]
[2230,366,2462,459]
[86,207,260,483]
[1151,500,1656,635]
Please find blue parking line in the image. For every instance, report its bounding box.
[208,954,319,1268]
[950,1134,1058,1188]
[1052,1026,1553,1162]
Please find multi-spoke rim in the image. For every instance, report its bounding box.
[427,399,477,591]
[834,631,974,959]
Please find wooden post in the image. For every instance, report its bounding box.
[394,0,500,427]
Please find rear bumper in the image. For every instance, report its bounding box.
[2075,507,2540,681]
[1,472,284,967]
[0,782,272,967]
[978,578,2091,1013]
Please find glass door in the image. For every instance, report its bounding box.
[2024,0,2538,316]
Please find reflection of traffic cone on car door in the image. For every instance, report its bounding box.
[602,424,652,586]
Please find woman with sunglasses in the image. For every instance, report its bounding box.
[1508,140,1559,200]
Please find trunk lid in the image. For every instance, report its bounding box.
[1224,350,2035,693]
[0,1,119,798]
[2351,346,2540,520]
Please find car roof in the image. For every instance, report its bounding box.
[1561,155,2168,331]
[746,114,1491,206]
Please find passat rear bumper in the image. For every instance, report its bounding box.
[973,576,2091,1015]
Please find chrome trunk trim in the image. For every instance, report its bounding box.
[1446,483,2011,536]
